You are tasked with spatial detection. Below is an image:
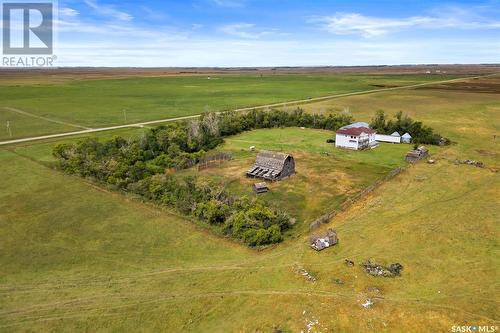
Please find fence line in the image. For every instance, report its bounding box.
[309,167,405,231]
[198,152,232,171]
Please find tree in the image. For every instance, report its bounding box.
[370,110,387,132]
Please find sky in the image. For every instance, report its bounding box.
[13,0,500,66]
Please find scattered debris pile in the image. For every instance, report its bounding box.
[301,311,327,333]
[294,266,317,282]
[310,229,338,251]
[362,298,374,309]
[456,159,485,168]
[362,260,403,277]
[345,259,355,267]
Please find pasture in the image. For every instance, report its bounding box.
[0,74,499,332]
[0,73,458,140]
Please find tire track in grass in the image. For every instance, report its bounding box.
[1,289,498,328]
[2,107,91,130]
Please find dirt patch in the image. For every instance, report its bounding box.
[417,79,500,94]
[476,150,499,157]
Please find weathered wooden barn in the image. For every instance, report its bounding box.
[405,146,429,163]
[246,151,295,181]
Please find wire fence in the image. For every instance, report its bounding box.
[309,167,405,231]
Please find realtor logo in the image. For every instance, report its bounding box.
[2,2,53,54]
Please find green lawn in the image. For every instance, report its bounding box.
[0,78,498,332]
[0,74,458,140]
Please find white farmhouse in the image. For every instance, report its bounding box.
[335,122,377,150]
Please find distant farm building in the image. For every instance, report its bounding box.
[253,182,269,194]
[405,146,429,163]
[310,229,339,251]
[335,122,377,150]
[401,133,412,143]
[246,151,295,181]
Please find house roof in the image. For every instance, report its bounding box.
[337,127,376,136]
[343,122,370,129]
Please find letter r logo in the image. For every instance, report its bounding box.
[2,2,53,54]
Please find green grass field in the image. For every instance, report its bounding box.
[0,74,459,140]
[0,75,499,332]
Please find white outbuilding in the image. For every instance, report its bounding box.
[375,134,401,144]
[401,133,412,143]
[391,132,401,137]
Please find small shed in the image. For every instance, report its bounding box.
[253,182,269,194]
[401,133,412,143]
[405,146,429,163]
[247,151,295,181]
[310,229,339,251]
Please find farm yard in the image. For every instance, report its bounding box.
[178,127,411,228]
[0,73,463,141]
[0,71,499,332]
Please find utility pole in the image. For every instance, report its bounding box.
[6,121,12,138]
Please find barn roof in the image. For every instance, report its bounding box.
[391,132,401,137]
[254,151,290,171]
[402,132,412,138]
[247,151,295,180]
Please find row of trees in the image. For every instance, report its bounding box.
[53,108,352,246]
[370,110,448,145]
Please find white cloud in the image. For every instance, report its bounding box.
[84,0,133,22]
[211,0,246,8]
[219,23,275,39]
[315,11,500,37]
[53,38,500,67]
[60,8,79,17]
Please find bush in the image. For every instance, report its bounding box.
[370,110,447,145]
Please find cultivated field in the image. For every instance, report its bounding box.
[0,73,462,141]
[0,73,499,332]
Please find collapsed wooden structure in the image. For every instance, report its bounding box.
[252,182,269,194]
[405,146,429,163]
[246,151,295,181]
[310,229,339,251]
